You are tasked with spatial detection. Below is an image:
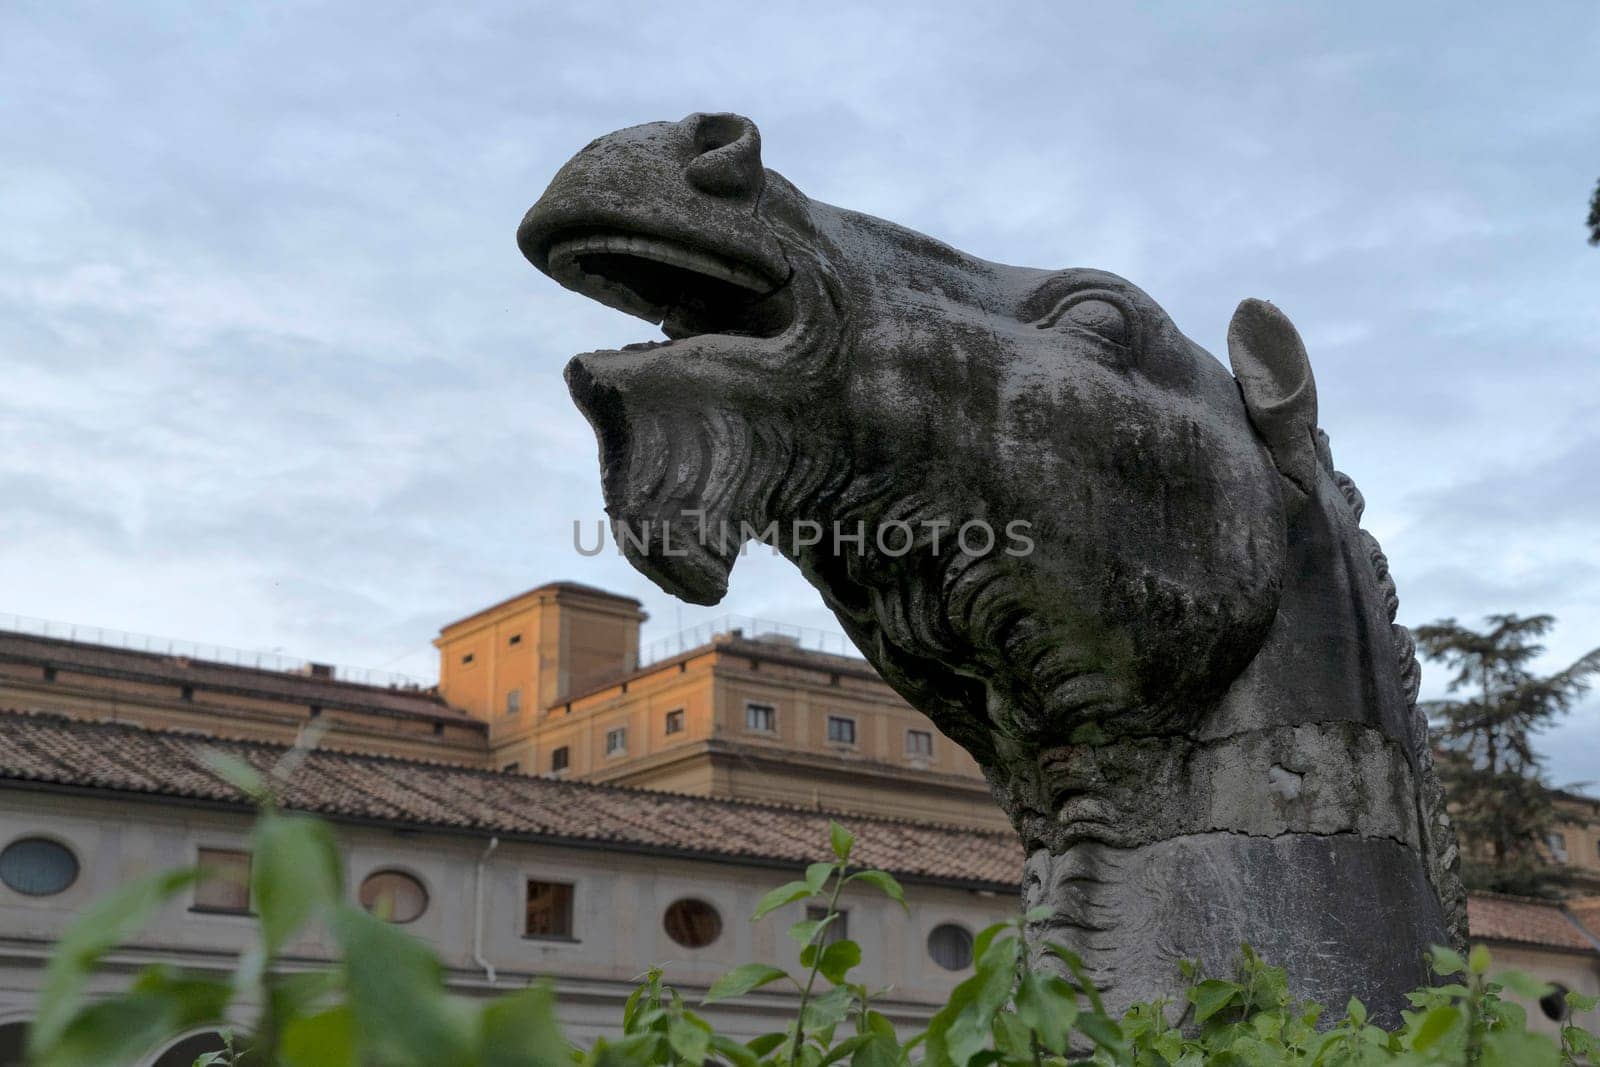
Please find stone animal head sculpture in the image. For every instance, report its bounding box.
[520,113,1464,1022]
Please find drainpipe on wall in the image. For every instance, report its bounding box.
[473,835,500,985]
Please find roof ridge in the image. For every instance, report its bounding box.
[0,628,436,697]
[1469,889,1570,906]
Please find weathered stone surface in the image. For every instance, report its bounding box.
[1023,834,1447,1027]
[518,113,1465,1020]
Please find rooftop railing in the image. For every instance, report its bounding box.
[0,612,432,690]
[636,614,862,667]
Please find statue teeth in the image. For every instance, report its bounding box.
[548,233,773,294]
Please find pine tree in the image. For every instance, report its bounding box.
[1589,178,1600,245]
[1587,179,1600,246]
[1416,613,1600,896]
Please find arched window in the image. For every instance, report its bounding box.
[927,923,975,971]
[0,1020,29,1067]
[663,898,723,948]
[151,1030,229,1066]
[358,870,429,924]
[0,837,79,897]
[1541,982,1572,1022]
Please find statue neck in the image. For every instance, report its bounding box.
[1202,477,1415,751]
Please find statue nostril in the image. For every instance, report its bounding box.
[685,112,764,199]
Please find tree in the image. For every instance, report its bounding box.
[1416,613,1600,896]
[1589,178,1600,246]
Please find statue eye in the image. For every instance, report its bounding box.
[1035,291,1135,350]
[1063,299,1128,345]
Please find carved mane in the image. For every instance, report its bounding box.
[1321,430,1468,948]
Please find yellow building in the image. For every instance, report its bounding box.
[434,583,1001,830]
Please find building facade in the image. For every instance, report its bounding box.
[0,711,1015,1065]
[2,582,1599,1060]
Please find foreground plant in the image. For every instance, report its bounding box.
[24,794,1599,1066]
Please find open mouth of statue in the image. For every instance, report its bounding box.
[545,232,794,346]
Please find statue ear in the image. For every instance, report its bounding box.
[1227,298,1320,501]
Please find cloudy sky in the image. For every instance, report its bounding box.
[3,3,1597,782]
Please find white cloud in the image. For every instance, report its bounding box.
[2,1,1597,779]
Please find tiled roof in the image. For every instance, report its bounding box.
[8,706,1596,927]
[0,710,1021,888]
[0,631,473,724]
[1467,892,1600,953]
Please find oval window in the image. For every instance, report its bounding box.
[663,898,723,948]
[358,869,429,924]
[151,1031,229,1067]
[0,837,79,896]
[1541,982,1571,1022]
[927,922,975,971]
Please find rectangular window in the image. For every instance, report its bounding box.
[506,688,522,716]
[508,633,522,646]
[827,716,857,745]
[664,709,685,735]
[461,652,475,666]
[550,746,569,772]
[502,762,520,774]
[745,702,777,733]
[806,904,849,945]
[525,880,575,939]
[1549,832,1570,864]
[194,848,252,914]
[605,727,627,756]
[906,729,934,757]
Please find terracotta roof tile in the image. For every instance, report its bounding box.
[0,710,1022,888]
[1467,892,1600,953]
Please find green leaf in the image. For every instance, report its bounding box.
[707,1033,763,1067]
[1410,1003,1461,1052]
[802,984,854,1033]
[703,964,792,1004]
[846,1033,900,1067]
[1346,996,1368,1027]
[970,921,1012,966]
[829,821,855,862]
[1016,973,1077,1053]
[788,918,826,945]
[252,811,343,952]
[479,986,570,1067]
[1468,944,1492,975]
[745,1032,788,1055]
[281,1006,358,1067]
[1043,942,1106,1015]
[1494,968,1554,999]
[751,881,814,921]
[1075,1012,1125,1051]
[31,992,180,1067]
[1567,989,1600,1014]
[1430,945,1467,976]
[1483,1027,1561,1066]
[1189,979,1244,1024]
[332,905,475,1065]
[805,861,836,894]
[29,867,202,1057]
[668,1016,711,1064]
[1022,904,1053,923]
[845,869,907,911]
[816,939,862,984]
